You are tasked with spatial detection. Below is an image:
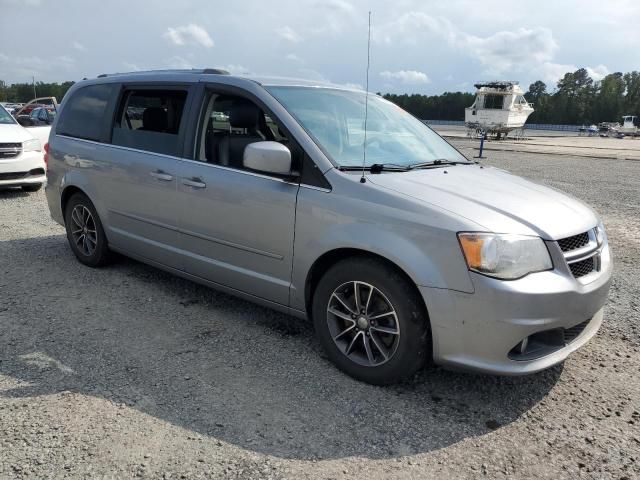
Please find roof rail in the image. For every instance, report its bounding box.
[203,68,230,75]
[96,68,230,79]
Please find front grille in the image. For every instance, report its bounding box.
[558,232,590,252]
[569,257,596,278]
[564,319,590,343]
[0,171,28,181]
[0,143,22,159]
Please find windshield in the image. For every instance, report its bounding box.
[0,105,16,125]
[267,87,468,167]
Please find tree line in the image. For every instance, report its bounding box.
[0,81,75,104]
[2,68,639,125]
[525,69,640,125]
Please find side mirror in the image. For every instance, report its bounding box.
[243,141,292,175]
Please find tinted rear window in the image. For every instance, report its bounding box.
[56,84,116,141]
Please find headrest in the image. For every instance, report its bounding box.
[142,107,168,132]
[229,100,260,129]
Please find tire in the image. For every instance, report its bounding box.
[22,183,42,192]
[64,193,111,267]
[312,257,431,385]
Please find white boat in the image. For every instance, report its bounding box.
[617,115,638,136]
[465,81,534,138]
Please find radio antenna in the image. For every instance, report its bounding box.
[360,11,372,184]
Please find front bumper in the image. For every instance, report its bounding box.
[422,242,612,375]
[0,151,46,187]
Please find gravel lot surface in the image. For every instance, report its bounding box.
[1,141,639,479]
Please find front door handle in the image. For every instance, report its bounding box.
[181,178,207,189]
[150,170,173,182]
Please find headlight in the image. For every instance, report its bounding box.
[22,138,41,152]
[595,222,606,246]
[458,232,553,280]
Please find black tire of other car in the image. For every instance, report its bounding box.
[313,257,431,385]
[64,193,112,267]
[22,184,42,192]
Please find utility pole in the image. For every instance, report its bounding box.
[32,76,37,99]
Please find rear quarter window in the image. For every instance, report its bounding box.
[56,83,117,141]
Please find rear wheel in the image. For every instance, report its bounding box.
[312,257,431,385]
[64,193,111,267]
[22,183,42,192]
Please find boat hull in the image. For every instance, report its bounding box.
[465,107,534,133]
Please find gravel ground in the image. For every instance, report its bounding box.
[1,143,639,479]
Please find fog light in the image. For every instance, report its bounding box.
[519,336,529,355]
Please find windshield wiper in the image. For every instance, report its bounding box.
[369,163,411,173]
[409,159,472,169]
[338,163,411,173]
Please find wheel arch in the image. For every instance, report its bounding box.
[60,184,88,218]
[304,248,430,323]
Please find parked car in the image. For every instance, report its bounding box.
[16,106,56,127]
[45,70,612,384]
[13,103,46,117]
[0,104,46,192]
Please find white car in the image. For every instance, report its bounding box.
[0,104,46,192]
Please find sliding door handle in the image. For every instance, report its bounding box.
[181,178,207,189]
[150,170,173,182]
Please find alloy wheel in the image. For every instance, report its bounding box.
[326,281,400,367]
[70,205,98,257]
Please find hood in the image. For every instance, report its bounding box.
[367,164,598,240]
[0,123,37,143]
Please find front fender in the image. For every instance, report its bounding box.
[290,184,475,312]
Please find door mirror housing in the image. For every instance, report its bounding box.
[243,141,292,176]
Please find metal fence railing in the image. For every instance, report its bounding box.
[422,119,582,132]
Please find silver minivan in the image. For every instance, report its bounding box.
[45,69,612,385]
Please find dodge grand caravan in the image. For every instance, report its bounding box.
[45,69,612,385]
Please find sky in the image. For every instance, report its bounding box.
[1,0,639,94]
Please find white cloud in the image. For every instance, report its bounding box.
[460,27,558,73]
[586,64,610,81]
[72,41,87,52]
[373,11,611,88]
[538,62,610,84]
[376,13,558,74]
[164,24,214,48]
[538,62,576,83]
[374,12,450,45]
[380,70,430,84]
[276,26,301,43]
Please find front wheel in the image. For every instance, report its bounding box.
[64,193,112,267]
[312,258,431,385]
